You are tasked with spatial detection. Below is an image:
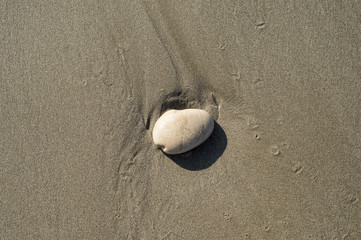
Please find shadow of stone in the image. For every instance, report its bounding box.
[165,121,227,171]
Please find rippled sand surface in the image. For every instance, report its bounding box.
[1,1,360,239]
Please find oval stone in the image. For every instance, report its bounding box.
[152,109,214,154]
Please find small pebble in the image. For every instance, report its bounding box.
[152,109,214,154]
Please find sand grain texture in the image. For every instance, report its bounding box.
[1,1,360,239]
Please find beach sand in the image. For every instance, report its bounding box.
[1,1,360,239]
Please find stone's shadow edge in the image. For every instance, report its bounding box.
[164,121,227,171]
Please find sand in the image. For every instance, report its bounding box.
[1,1,360,239]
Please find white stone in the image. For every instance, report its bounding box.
[152,109,214,154]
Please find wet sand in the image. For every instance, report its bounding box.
[1,1,360,239]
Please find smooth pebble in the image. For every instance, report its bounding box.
[152,109,214,155]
